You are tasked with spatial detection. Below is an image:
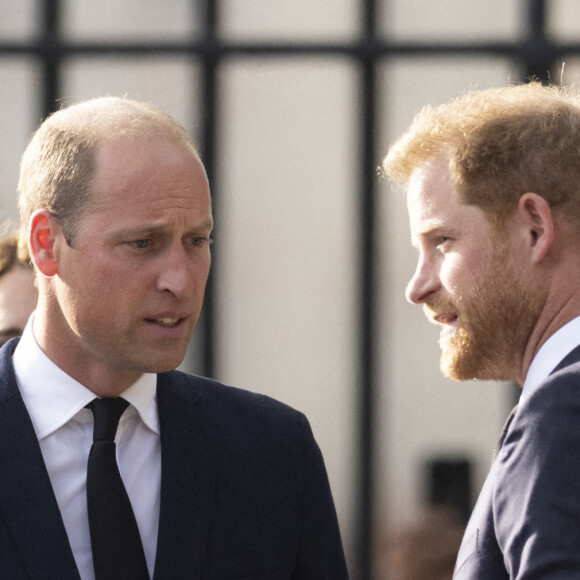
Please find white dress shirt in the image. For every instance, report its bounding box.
[12,317,161,580]
[521,315,580,401]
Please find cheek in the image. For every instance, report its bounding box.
[197,259,211,287]
[439,255,481,295]
[187,253,212,289]
[90,254,150,288]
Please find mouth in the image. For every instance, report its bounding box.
[430,313,459,342]
[154,318,180,327]
[433,313,458,326]
[146,316,185,328]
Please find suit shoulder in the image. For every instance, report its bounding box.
[503,359,580,467]
[158,370,309,428]
[494,358,580,576]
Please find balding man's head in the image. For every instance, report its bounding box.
[18,97,199,246]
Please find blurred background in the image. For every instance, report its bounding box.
[1,0,579,577]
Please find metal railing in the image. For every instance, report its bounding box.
[0,0,568,576]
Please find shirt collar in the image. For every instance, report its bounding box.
[521,315,580,401]
[13,316,159,440]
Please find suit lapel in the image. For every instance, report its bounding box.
[0,341,80,578]
[153,371,216,579]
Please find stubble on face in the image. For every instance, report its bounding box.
[426,242,543,382]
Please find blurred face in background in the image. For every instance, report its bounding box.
[0,264,37,347]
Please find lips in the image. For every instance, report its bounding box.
[433,313,458,326]
[145,315,187,328]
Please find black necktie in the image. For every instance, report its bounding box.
[86,398,149,580]
[491,404,519,465]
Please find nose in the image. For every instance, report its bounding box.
[157,245,197,298]
[405,255,440,304]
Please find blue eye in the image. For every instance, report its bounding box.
[189,236,213,247]
[133,239,150,249]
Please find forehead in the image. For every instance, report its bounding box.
[407,155,454,220]
[407,155,489,242]
[88,134,211,220]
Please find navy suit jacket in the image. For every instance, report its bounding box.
[0,340,348,579]
[454,345,580,578]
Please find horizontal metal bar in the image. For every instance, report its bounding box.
[0,39,579,60]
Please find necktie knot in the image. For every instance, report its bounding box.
[88,398,130,442]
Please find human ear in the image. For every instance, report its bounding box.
[516,193,554,263]
[28,210,60,277]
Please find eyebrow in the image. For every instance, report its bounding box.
[193,219,214,232]
[110,219,214,239]
[411,223,458,248]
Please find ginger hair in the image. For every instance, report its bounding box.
[383,82,580,227]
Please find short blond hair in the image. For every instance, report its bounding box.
[18,97,199,245]
[383,82,580,226]
[0,237,32,277]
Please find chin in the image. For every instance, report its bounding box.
[150,361,185,374]
[440,362,471,382]
[440,351,512,382]
[140,353,187,374]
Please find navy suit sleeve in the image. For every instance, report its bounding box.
[494,372,580,578]
[292,414,349,579]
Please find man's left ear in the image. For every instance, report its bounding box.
[29,209,61,277]
[517,192,554,264]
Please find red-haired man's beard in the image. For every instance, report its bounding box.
[425,248,543,383]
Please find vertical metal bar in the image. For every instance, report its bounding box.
[511,0,551,408]
[40,0,61,119]
[524,0,552,83]
[355,0,378,577]
[197,0,219,378]
[527,0,546,40]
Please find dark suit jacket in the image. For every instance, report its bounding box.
[0,339,348,579]
[454,345,580,578]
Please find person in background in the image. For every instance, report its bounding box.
[0,235,37,347]
[383,82,580,577]
[0,97,349,579]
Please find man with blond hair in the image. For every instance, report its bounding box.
[384,82,580,577]
[0,236,37,347]
[0,97,348,579]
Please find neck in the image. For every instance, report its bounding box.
[519,288,580,385]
